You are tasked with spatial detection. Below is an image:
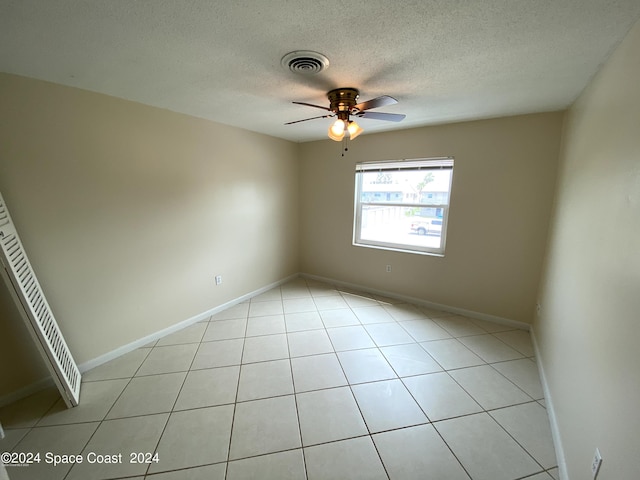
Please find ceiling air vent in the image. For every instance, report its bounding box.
[281,51,329,75]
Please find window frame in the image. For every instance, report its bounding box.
[353,157,454,256]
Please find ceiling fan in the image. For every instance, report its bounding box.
[285,88,406,141]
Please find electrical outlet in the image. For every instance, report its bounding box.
[215,275,222,285]
[386,265,392,273]
[591,448,602,478]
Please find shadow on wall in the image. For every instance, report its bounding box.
[0,281,49,402]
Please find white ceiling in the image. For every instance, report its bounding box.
[1,1,639,142]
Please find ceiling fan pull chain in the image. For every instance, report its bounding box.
[342,137,349,156]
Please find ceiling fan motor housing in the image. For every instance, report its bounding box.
[328,88,360,117]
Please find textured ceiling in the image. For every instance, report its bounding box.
[1,1,639,142]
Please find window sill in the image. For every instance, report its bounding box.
[352,241,445,258]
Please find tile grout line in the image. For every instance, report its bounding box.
[222,305,250,478]
[284,285,310,480]
[142,320,209,477]
[428,420,475,480]
[61,346,157,480]
[434,366,554,474]
[339,285,392,480]
[370,303,549,478]
[310,279,549,478]
[487,404,557,474]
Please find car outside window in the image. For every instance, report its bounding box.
[353,157,454,256]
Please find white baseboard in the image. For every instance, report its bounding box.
[77,273,299,373]
[530,326,568,480]
[0,273,299,406]
[302,272,531,331]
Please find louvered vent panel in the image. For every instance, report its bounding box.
[0,193,80,407]
[0,201,8,228]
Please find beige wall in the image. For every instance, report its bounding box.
[0,73,299,397]
[0,279,49,397]
[299,112,563,324]
[534,19,640,480]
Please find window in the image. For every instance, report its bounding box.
[353,157,454,256]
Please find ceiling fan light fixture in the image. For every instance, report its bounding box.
[347,120,363,139]
[287,87,403,144]
[328,119,346,141]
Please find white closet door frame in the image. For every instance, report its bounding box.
[0,192,80,408]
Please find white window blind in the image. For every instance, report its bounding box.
[355,157,454,172]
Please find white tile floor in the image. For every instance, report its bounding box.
[0,277,559,480]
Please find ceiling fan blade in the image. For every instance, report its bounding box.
[285,114,333,125]
[292,101,331,111]
[354,95,398,111]
[356,111,406,122]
